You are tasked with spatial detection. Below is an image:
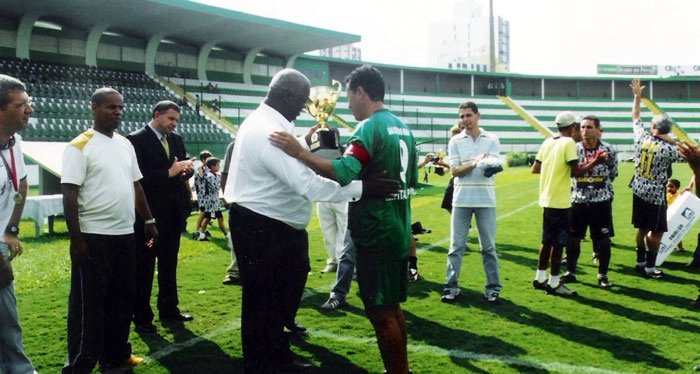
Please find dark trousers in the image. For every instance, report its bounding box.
[229,204,310,374]
[63,234,135,374]
[133,223,182,324]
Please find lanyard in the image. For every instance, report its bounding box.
[0,146,18,192]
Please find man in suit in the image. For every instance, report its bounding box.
[127,100,196,333]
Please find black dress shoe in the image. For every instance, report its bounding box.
[285,320,307,334]
[280,359,314,373]
[134,322,157,334]
[160,313,193,322]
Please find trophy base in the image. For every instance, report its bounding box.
[310,129,342,160]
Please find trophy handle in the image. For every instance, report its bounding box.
[331,79,343,100]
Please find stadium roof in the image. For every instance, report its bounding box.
[0,0,360,58]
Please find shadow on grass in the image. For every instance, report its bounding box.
[404,307,526,373]
[137,322,240,373]
[291,334,371,374]
[609,262,700,287]
[498,244,540,269]
[405,278,680,371]
[467,287,680,371]
[570,289,700,334]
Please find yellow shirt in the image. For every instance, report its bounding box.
[667,190,680,207]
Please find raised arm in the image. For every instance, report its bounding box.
[631,78,646,122]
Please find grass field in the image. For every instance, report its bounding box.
[11,162,700,373]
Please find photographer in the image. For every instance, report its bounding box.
[418,153,450,180]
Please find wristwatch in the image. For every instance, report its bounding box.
[5,224,19,236]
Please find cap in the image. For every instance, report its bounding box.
[555,111,578,128]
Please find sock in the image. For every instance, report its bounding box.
[408,256,418,270]
[535,270,547,283]
[645,251,658,269]
[549,275,560,288]
[199,231,206,239]
[636,246,647,263]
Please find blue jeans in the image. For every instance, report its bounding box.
[445,207,502,295]
[0,280,35,374]
[329,229,355,302]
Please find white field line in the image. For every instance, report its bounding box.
[148,198,632,374]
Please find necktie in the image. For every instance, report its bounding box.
[162,135,170,158]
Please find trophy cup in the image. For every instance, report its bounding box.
[305,80,343,160]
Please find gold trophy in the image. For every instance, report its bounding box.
[305,80,343,160]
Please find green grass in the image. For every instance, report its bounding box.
[12,162,700,373]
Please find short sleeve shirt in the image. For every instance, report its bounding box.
[61,129,143,235]
[630,120,683,205]
[334,109,417,258]
[447,129,500,207]
[535,136,577,209]
[571,140,618,204]
[0,135,27,231]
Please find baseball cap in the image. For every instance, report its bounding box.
[555,111,578,128]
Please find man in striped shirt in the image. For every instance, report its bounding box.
[442,101,504,304]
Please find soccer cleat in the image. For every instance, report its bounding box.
[484,292,501,305]
[407,268,420,282]
[598,276,613,288]
[634,264,646,274]
[644,267,664,279]
[560,272,577,283]
[546,283,578,296]
[532,279,548,290]
[441,289,459,303]
[320,297,346,311]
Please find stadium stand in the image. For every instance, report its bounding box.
[172,77,700,156]
[4,58,234,156]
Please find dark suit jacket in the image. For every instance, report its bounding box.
[127,125,191,231]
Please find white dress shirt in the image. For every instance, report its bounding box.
[223,103,362,230]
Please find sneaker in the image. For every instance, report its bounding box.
[484,292,501,305]
[321,263,338,273]
[598,276,613,288]
[532,279,548,290]
[441,289,459,303]
[320,297,346,311]
[560,272,577,283]
[222,275,241,285]
[407,268,419,282]
[546,283,578,296]
[644,267,665,279]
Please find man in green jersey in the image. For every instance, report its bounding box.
[270,64,417,374]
